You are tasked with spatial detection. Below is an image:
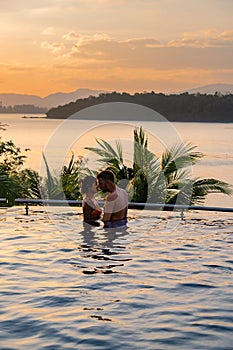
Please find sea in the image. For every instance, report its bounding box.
[0,113,233,207]
[0,113,233,349]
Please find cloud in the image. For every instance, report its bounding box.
[121,38,161,48]
[62,32,111,43]
[168,29,233,48]
[51,31,232,72]
[50,29,233,55]
[41,41,66,53]
[218,30,233,40]
[12,28,231,94]
[62,32,83,41]
[62,35,161,61]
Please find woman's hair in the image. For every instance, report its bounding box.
[81,175,96,195]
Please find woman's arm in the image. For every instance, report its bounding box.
[83,202,93,221]
[83,201,102,221]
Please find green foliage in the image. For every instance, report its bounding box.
[0,138,29,205]
[61,153,84,200]
[0,137,86,204]
[0,139,27,174]
[40,153,63,199]
[40,152,86,200]
[191,178,233,205]
[85,138,133,186]
[0,138,43,204]
[86,127,233,206]
[0,174,21,205]
[17,169,42,199]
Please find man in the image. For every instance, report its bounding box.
[97,170,128,228]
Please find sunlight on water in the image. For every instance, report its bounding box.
[0,207,233,349]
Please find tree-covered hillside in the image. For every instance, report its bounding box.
[46,91,233,122]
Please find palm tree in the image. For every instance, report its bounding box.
[60,153,84,200]
[39,152,88,200]
[85,127,232,205]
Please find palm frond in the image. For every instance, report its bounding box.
[167,178,233,206]
[166,179,194,205]
[41,153,63,199]
[96,138,119,158]
[193,178,233,196]
[42,153,56,191]
[134,127,148,148]
[161,142,203,177]
[62,152,75,175]
[133,127,149,170]
[86,139,121,162]
[116,140,123,163]
[85,138,126,175]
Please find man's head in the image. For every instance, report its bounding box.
[97,170,115,193]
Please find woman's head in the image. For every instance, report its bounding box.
[81,175,97,195]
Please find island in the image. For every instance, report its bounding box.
[46,91,233,122]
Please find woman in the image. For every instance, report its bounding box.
[81,175,102,226]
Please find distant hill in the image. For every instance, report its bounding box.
[0,88,108,108]
[41,88,108,108]
[180,83,233,95]
[46,91,233,123]
[1,84,233,110]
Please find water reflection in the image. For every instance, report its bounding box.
[77,223,131,275]
[1,209,233,350]
[79,222,98,247]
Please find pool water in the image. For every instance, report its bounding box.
[1,207,233,349]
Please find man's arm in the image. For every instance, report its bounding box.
[102,211,112,222]
[102,193,117,222]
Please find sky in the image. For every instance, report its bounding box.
[0,0,233,96]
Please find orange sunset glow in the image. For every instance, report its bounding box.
[0,0,233,96]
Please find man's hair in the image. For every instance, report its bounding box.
[97,170,115,183]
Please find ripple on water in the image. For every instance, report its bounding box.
[0,208,233,349]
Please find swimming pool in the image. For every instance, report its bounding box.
[1,207,233,349]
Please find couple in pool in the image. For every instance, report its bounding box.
[81,170,128,229]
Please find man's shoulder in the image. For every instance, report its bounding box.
[116,186,128,197]
[116,185,127,193]
[106,191,117,201]
[106,186,127,201]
